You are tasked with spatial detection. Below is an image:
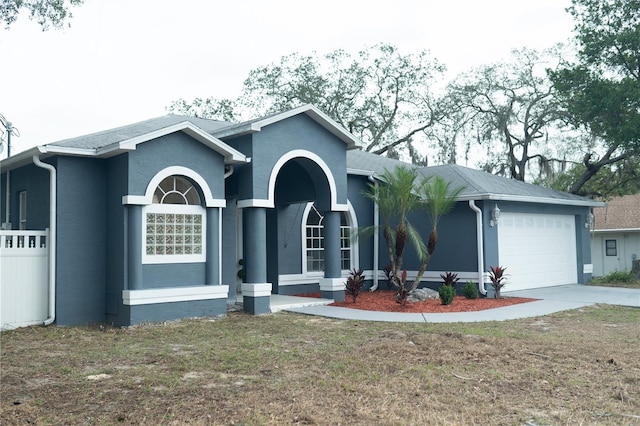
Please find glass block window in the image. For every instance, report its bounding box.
[305,203,352,273]
[143,176,206,264]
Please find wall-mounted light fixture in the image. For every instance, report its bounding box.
[585,211,595,229]
[490,204,501,227]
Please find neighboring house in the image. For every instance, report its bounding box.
[590,193,640,276]
[0,104,603,328]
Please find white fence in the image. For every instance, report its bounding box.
[0,230,49,330]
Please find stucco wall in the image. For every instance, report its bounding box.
[225,114,348,209]
[1,165,51,230]
[105,154,128,321]
[127,132,225,199]
[55,156,107,325]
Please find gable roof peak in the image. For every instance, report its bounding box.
[212,104,361,149]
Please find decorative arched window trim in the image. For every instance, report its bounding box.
[136,167,215,265]
[122,166,225,208]
[301,200,359,277]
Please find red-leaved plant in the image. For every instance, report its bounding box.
[345,268,366,303]
[489,266,508,299]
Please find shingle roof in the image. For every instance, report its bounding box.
[347,150,602,207]
[49,114,231,150]
[593,193,640,230]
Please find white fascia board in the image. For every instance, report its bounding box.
[458,193,604,208]
[41,145,98,156]
[347,167,377,176]
[210,123,261,139]
[592,228,640,233]
[214,105,362,148]
[112,121,248,164]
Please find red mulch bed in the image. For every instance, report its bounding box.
[295,290,537,313]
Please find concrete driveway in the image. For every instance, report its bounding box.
[507,284,640,308]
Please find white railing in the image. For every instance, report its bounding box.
[1,230,49,330]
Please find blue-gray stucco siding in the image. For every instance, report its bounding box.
[54,156,107,325]
[225,114,348,209]
[1,165,51,230]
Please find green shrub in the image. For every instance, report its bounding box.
[592,270,637,284]
[439,284,456,305]
[462,281,478,299]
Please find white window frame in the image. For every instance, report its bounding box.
[19,191,27,230]
[301,201,358,277]
[142,204,206,264]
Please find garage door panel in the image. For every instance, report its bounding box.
[498,213,577,292]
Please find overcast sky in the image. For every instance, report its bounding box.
[0,0,574,158]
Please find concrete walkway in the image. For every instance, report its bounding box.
[279,284,639,323]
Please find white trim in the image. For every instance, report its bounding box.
[278,270,490,287]
[113,121,247,163]
[142,204,207,264]
[300,200,359,277]
[131,166,223,208]
[122,285,228,306]
[456,193,605,208]
[212,104,361,148]
[319,277,345,292]
[592,228,640,233]
[237,198,273,209]
[122,166,227,208]
[241,283,272,297]
[583,264,594,274]
[25,123,248,164]
[218,207,223,285]
[269,150,342,211]
[18,190,27,230]
[369,270,488,283]
[347,167,377,176]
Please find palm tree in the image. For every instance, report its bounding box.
[363,166,425,297]
[411,176,465,290]
[364,167,464,304]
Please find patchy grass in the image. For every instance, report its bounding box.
[2,305,640,425]
[589,280,640,289]
[590,271,640,289]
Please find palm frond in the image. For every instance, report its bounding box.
[421,176,465,229]
[406,221,427,260]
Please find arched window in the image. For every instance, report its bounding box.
[152,176,201,205]
[143,176,206,264]
[304,202,356,274]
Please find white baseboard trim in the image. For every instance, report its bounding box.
[241,283,272,297]
[123,285,229,306]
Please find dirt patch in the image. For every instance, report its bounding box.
[297,290,536,313]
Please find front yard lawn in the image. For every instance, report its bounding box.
[2,305,639,425]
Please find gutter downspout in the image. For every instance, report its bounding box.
[221,165,234,285]
[468,200,487,296]
[33,155,57,325]
[368,175,379,291]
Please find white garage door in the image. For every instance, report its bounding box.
[498,213,578,292]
